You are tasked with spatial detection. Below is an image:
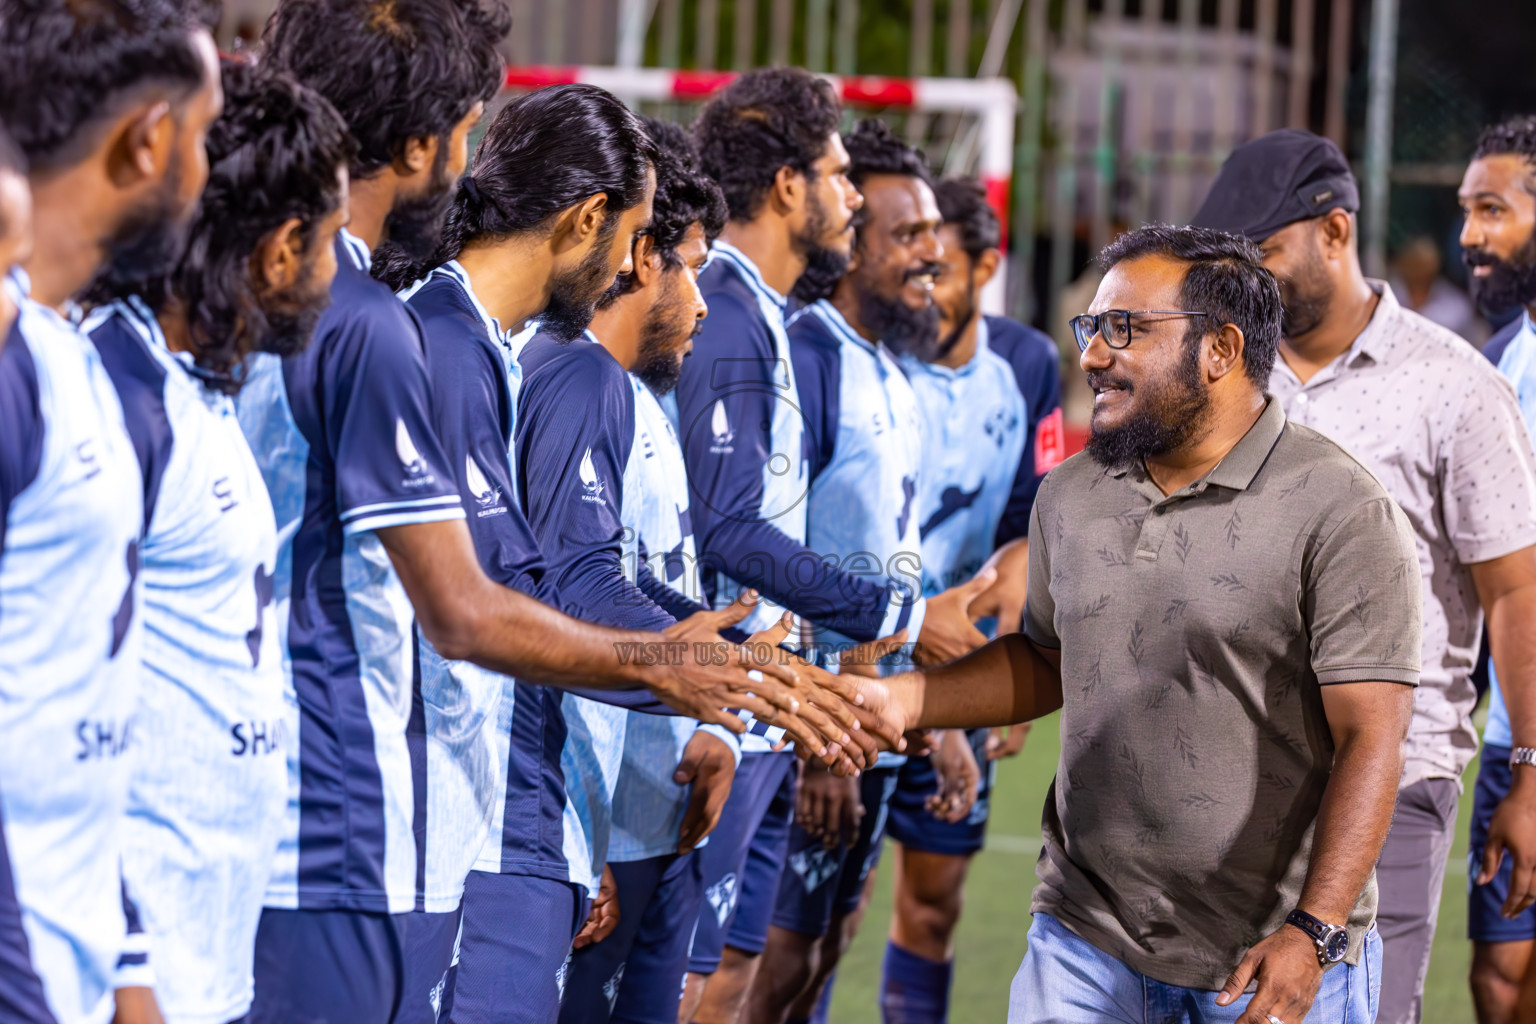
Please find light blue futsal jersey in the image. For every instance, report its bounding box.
[1485,311,1536,749]
[0,272,144,1024]
[900,318,1027,598]
[235,230,465,915]
[610,374,717,862]
[789,299,929,766]
[86,300,288,1024]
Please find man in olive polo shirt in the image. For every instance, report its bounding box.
[856,224,1422,1024]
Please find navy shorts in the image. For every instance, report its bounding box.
[249,907,408,1024]
[1469,745,1536,942]
[772,766,899,936]
[687,751,797,974]
[886,729,996,857]
[560,852,704,1024]
[398,906,464,1024]
[447,871,588,1024]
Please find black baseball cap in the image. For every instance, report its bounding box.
[1192,129,1359,243]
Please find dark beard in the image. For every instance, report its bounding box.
[1465,233,1536,316]
[633,277,696,395]
[788,190,852,305]
[1084,329,1211,469]
[84,168,189,304]
[256,257,333,359]
[861,263,943,358]
[1276,244,1334,339]
[932,278,979,362]
[381,150,455,262]
[541,217,621,342]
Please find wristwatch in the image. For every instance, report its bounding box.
[1285,908,1348,967]
[1510,747,1536,770]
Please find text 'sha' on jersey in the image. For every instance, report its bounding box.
[400,263,575,903]
[234,230,464,914]
[0,271,144,1024]
[86,298,287,1024]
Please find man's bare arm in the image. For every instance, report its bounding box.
[1471,546,1536,914]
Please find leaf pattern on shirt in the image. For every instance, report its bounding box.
[1180,791,1223,809]
[1144,683,1173,711]
[1210,572,1246,592]
[1190,647,1217,683]
[1278,469,1313,500]
[1097,546,1129,567]
[1349,583,1372,627]
[1128,621,1146,666]
[1162,599,1189,625]
[1114,509,1146,529]
[1224,509,1243,550]
[1224,620,1251,646]
[1082,656,1103,697]
[1173,523,1193,565]
[1117,741,1147,794]
[1390,560,1414,585]
[1078,594,1112,620]
[1259,769,1295,790]
[1173,726,1199,767]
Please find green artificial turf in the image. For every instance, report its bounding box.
[829,712,1480,1023]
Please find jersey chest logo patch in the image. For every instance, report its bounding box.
[984,405,1020,448]
[709,400,735,453]
[465,454,507,518]
[579,448,606,505]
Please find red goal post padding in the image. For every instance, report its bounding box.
[502,65,1017,314]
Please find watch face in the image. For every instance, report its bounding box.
[1323,929,1349,962]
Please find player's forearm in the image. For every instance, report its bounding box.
[1487,579,1536,751]
[1298,685,1412,924]
[907,633,1063,729]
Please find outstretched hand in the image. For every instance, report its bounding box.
[915,568,996,666]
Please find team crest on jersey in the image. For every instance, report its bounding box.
[709,400,735,453]
[396,418,435,486]
[603,963,626,1013]
[706,872,739,926]
[579,448,606,505]
[789,847,840,893]
[983,405,1019,448]
[464,454,507,518]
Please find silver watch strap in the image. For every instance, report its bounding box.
[1510,747,1536,769]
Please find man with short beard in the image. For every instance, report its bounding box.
[1196,129,1536,1024]
[242,9,837,1022]
[82,59,352,1024]
[0,1,221,1021]
[878,176,1063,1024]
[1456,116,1536,1024]
[747,119,998,1024]
[679,74,991,1024]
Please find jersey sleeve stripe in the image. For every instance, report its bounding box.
[341,505,467,536]
[339,494,465,522]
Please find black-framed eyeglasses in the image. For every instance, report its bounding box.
[1069,310,1210,352]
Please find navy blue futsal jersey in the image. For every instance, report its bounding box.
[88,299,287,1024]
[235,230,465,915]
[673,243,921,650]
[0,272,144,1024]
[399,262,576,899]
[516,331,738,864]
[979,315,1064,544]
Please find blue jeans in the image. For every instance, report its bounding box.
[1008,913,1382,1024]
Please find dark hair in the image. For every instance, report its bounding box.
[1096,224,1282,391]
[692,67,841,222]
[261,0,510,179]
[0,0,215,171]
[934,177,1000,260]
[1473,116,1536,183]
[791,118,928,304]
[374,83,657,291]
[102,59,353,392]
[639,117,727,268]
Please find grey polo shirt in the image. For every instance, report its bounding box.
[1024,398,1421,990]
[1271,283,1536,790]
